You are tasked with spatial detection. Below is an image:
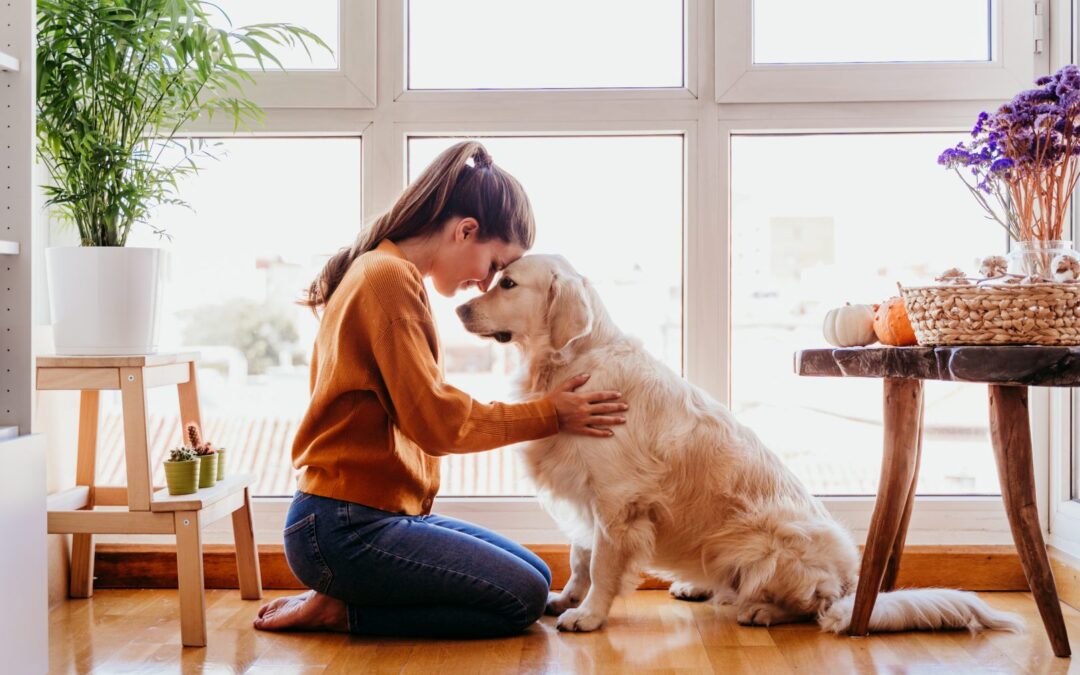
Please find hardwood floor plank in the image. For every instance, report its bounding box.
[48,590,1073,674]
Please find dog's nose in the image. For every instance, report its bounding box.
[455,304,472,321]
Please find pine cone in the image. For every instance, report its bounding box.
[936,267,972,285]
[978,255,1008,278]
[1052,255,1080,282]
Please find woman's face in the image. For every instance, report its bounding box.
[430,217,527,297]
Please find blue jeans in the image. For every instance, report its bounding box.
[283,491,552,638]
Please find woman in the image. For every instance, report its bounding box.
[254,141,627,638]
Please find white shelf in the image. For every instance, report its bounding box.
[0,240,18,255]
[0,51,18,72]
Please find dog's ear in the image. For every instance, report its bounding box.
[547,271,593,351]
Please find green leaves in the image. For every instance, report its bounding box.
[36,0,331,246]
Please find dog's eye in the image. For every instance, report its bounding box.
[499,277,517,290]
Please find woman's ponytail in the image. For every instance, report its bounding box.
[304,141,533,312]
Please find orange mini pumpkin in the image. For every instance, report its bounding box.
[873,297,918,346]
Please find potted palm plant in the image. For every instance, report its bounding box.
[37,0,326,355]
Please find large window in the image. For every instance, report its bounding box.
[731,133,1004,495]
[408,0,684,89]
[114,138,362,496]
[409,135,683,495]
[753,0,992,65]
[718,0,1033,102]
[47,1,1053,547]
[207,0,340,70]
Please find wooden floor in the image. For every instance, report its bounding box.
[49,590,1080,674]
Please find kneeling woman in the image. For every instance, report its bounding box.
[254,141,627,638]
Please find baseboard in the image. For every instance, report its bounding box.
[1050,547,1080,611]
[90,544,1026,592]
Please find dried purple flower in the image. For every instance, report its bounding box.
[940,65,1080,242]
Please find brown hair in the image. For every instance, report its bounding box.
[303,140,536,312]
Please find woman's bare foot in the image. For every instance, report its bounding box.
[253,590,349,632]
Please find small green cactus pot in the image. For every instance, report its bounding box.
[164,458,200,496]
[197,453,218,488]
[216,449,226,481]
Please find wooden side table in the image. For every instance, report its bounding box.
[39,353,262,647]
[796,345,1074,657]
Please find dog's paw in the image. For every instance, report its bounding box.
[545,591,581,616]
[669,581,713,602]
[556,607,606,632]
[736,603,778,627]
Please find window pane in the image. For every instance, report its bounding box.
[114,139,362,496]
[409,136,683,494]
[408,0,683,89]
[208,0,338,70]
[753,0,991,65]
[732,133,1002,495]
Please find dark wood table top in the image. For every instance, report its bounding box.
[795,346,1080,387]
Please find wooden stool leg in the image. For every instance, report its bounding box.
[849,377,923,636]
[69,535,95,599]
[174,510,207,648]
[119,368,153,512]
[231,488,263,600]
[70,390,100,598]
[882,395,924,592]
[177,361,202,430]
[989,385,1070,657]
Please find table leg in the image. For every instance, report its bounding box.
[989,384,1070,657]
[849,377,923,636]
[882,394,924,592]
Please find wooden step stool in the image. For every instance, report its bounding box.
[39,353,262,647]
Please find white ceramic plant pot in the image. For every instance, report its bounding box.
[45,247,165,355]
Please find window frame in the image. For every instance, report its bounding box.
[102,0,1057,547]
[395,0,699,100]
[716,0,1036,103]
[1038,0,1080,558]
[232,0,376,109]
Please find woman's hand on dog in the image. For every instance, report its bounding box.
[546,373,627,437]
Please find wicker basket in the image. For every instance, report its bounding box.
[900,283,1080,346]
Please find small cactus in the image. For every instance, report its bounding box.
[169,447,196,463]
[186,421,215,455]
[185,422,203,449]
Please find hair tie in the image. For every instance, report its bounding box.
[473,152,494,169]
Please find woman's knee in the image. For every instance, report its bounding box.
[503,567,550,632]
[538,559,553,587]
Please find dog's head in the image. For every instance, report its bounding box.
[455,254,594,353]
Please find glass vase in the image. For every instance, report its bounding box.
[1006,240,1080,279]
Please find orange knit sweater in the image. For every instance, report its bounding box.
[292,240,559,514]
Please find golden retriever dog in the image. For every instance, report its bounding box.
[455,254,1022,635]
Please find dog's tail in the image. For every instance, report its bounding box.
[816,588,1024,634]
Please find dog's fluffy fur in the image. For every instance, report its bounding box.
[457,254,1022,635]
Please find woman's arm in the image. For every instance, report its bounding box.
[370,317,624,454]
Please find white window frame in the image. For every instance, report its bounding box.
[394,0,699,100]
[236,0,376,109]
[1040,0,1080,557]
[716,0,1036,103]
[1048,388,1078,555]
[94,0,1056,548]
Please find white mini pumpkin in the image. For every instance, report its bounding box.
[823,304,877,347]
